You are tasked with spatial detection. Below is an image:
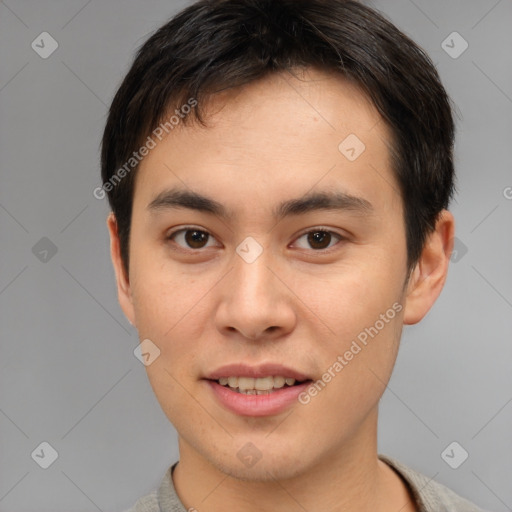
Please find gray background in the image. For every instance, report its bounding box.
[0,0,511,511]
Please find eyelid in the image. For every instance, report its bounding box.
[293,225,346,239]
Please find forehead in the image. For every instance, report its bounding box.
[133,68,400,218]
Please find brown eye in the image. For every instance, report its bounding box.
[168,228,214,249]
[184,230,209,248]
[294,229,343,251]
[307,231,332,249]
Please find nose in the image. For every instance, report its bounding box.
[215,246,296,341]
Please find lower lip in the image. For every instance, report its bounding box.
[205,380,311,417]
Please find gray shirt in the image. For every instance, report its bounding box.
[125,454,487,512]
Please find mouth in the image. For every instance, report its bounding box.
[210,375,310,395]
[204,363,314,416]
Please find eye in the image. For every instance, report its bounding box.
[293,228,344,251]
[166,226,345,252]
[166,227,219,250]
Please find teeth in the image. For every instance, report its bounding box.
[273,376,285,388]
[216,376,299,391]
[238,377,255,390]
[255,376,274,390]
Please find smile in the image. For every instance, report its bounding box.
[216,376,304,394]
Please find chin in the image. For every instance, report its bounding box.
[213,454,309,483]
[202,435,314,483]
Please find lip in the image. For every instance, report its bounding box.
[206,379,312,417]
[205,363,311,381]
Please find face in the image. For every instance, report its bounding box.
[108,68,445,482]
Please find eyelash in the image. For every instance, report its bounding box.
[165,226,346,253]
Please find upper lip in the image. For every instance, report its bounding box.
[205,363,312,381]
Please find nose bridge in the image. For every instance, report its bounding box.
[215,237,295,340]
[231,238,276,307]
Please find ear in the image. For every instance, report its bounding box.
[403,210,455,325]
[106,212,136,327]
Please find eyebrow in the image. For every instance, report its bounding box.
[147,186,374,220]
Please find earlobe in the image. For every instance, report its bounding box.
[403,210,455,325]
[106,212,136,327]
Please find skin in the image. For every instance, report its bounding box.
[107,67,454,512]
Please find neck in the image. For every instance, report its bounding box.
[172,408,415,512]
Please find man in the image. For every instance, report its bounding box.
[100,0,486,510]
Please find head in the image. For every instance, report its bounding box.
[101,0,455,481]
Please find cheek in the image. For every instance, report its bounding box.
[293,260,404,344]
[298,311,404,437]
[130,255,212,338]
[128,260,218,404]
[292,261,405,407]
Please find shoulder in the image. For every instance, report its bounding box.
[379,454,489,512]
[123,462,186,512]
[122,488,159,512]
